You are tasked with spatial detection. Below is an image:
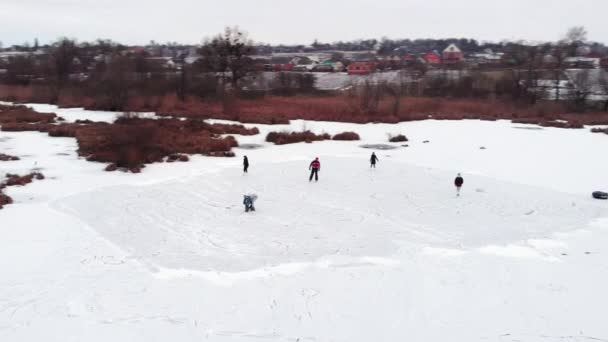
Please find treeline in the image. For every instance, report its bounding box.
[1,26,607,113]
[0,28,319,111]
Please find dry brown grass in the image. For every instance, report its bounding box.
[332,132,361,141]
[0,154,19,161]
[266,130,331,145]
[3,84,608,127]
[0,172,45,209]
[0,105,252,172]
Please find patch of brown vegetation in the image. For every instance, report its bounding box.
[166,154,190,162]
[266,130,331,145]
[0,172,45,209]
[388,134,408,142]
[76,118,241,172]
[591,127,608,135]
[147,95,608,127]
[0,105,57,124]
[1,105,251,172]
[3,172,45,187]
[0,153,19,161]
[4,84,608,128]
[0,193,12,208]
[540,120,584,129]
[332,132,361,141]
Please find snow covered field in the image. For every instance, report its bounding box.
[1,104,608,342]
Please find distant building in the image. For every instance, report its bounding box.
[273,63,294,71]
[442,44,464,64]
[469,49,504,66]
[402,54,416,63]
[312,64,334,72]
[423,51,441,65]
[270,56,294,71]
[347,61,376,75]
[564,56,600,69]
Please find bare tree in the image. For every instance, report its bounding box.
[272,72,316,95]
[563,26,588,45]
[197,27,255,90]
[102,54,134,111]
[345,78,384,116]
[599,71,608,111]
[551,45,568,102]
[561,26,588,60]
[46,38,80,103]
[568,69,593,111]
[51,38,79,86]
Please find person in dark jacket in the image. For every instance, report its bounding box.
[243,156,249,173]
[370,152,379,168]
[309,157,321,182]
[454,173,464,196]
[243,194,257,212]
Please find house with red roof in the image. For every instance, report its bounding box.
[347,61,376,75]
[442,44,464,64]
[423,51,441,65]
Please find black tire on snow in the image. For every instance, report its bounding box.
[592,191,608,200]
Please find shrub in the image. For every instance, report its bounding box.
[389,134,408,142]
[208,123,260,135]
[266,130,331,145]
[591,127,608,134]
[0,154,19,161]
[105,163,118,172]
[0,192,13,209]
[2,172,44,187]
[540,120,584,129]
[332,131,361,141]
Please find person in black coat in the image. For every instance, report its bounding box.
[370,152,379,168]
[454,173,464,196]
[243,156,249,173]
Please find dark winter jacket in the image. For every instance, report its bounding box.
[310,159,321,170]
[370,154,379,164]
[243,157,249,167]
[454,176,464,187]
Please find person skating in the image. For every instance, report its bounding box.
[454,173,464,196]
[243,194,257,212]
[370,152,379,168]
[243,155,249,173]
[309,157,321,182]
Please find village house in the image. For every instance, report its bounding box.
[442,44,464,64]
[564,56,600,69]
[401,54,416,65]
[270,56,294,71]
[469,49,504,66]
[423,51,441,65]
[347,61,376,75]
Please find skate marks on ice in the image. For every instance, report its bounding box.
[153,256,399,285]
[52,158,607,275]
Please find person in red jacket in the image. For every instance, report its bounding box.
[454,173,464,196]
[309,157,321,182]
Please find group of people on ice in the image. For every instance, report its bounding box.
[241,153,465,212]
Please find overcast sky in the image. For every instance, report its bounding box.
[1,0,606,46]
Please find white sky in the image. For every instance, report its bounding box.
[1,0,607,46]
